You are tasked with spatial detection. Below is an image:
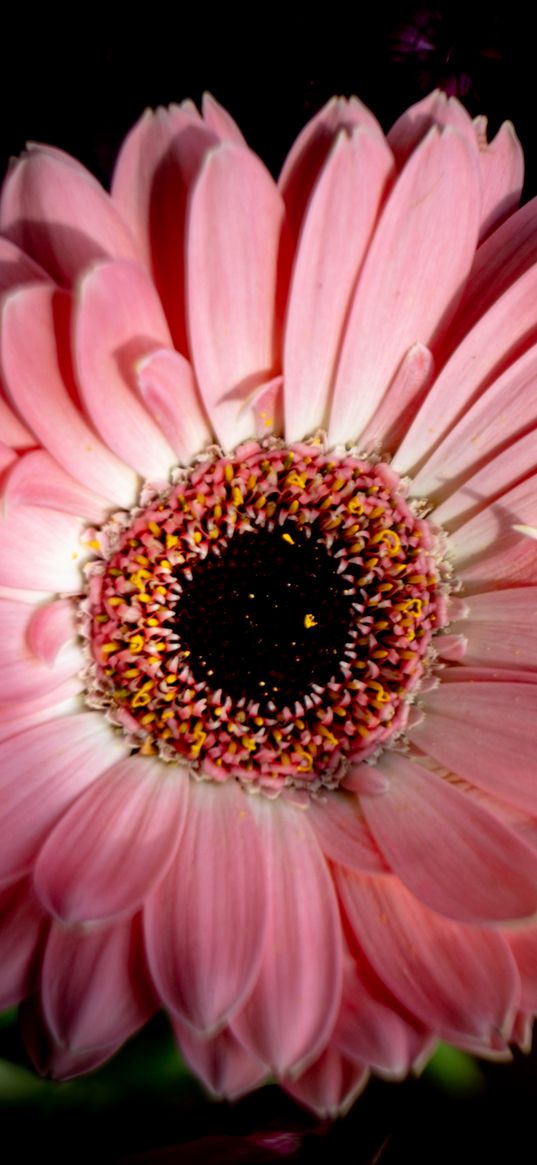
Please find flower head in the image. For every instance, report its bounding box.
[1,89,537,1118]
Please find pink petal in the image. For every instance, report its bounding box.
[174,1020,267,1099]
[0,502,87,592]
[413,680,537,815]
[42,916,156,1050]
[2,449,111,523]
[27,598,77,665]
[307,790,387,873]
[34,755,187,923]
[1,284,138,507]
[333,955,428,1078]
[232,796,342,1076]
[282,1046,368,1119]
[21,996,120,1079]
[187,142,287,449]
[507,926,537,1012]
[111,104,217,352]
[0,878,45,1008]
[0,596,80,702]
[0,678,82,742]
[0,235,49,294]
[452,474,537,588]
[145,778,267,1033]
[328,127,481,445]
[475,118,524,241]
[451,587,537,671]
[250,374,283,438]
[0,712,128,882]
[359,342,434,451]
[412,341,537,503]
[395,262,537,475]
[361,750,537,922]
[283,126,393,441]
[0,393,34,449]
[201,93,247,145]
[337,870,519,1044]
[279,96,384,241]
[74,259,176,479]
[388,90,476,166]
[0,147,141,286]
[433,429,537,530]
[136,347,211,465]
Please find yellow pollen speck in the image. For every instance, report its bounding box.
[148,521,162,536]
[132,691,151,707]
[304,613,318,628]
[193,530,202,544]
[282,532,295,545]
[101,642,118,655]
[146,617,159,627]
[124,667,139,678]
[129,635,144,654]
[166,534,179,549]
[140,740,157,756]
[224,464,234,483]
[108,597,122,607]
[232,487,243,505]
[255,495,267,509]
[87,539,100,551]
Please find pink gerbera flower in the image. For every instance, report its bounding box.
[2,89,537,1119]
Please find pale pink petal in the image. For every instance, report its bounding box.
[337,871,519,1044]
[328,127,481,445]
[413,680,537,815]
[145,778,267,1033]
[476,119,524,240]
[283,126,393,441]
[0,393,34,448]
[187,142,287,449]
[334,955,428,1078]
[0,596,80,703]
[136,347,211,465]
[282,1047,368,1119]
[395,262,537,474]
[388,90,475,165]
[27,598,77,665]
[201,93,247,145]
[250,374,283,438]
[307,790,387,873]
[0,235,49,294]
[452,475,537,588]
[412,342,537,503]
[74,259,176,479]
[111,104,217,351]
[232,796,342,1076]
[42,916,156,1050]
[279,96,385,240]
[0,147,141,286]
[359,343,434,451]
[0,712,128,882]
[0,503,87,591]
[507,926,537,1012]
[21,997,121,1079]
[34,755,187,923]
[0,679,82,742]
[2,449,111,523]
[0,878,45,1008]
[1,284,138,507]
[174,1020,267,1099]
[0,441,17,474]
[361,751,537,922]
[450,587,537,671]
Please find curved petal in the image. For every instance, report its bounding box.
[187,142,287,449]
[0,595,80,704]
[328,126,481,445]
[201,93,247,145]
[34,755,187,923]
[0,678,82,742]
[136,347,211,465]
[2,449,111,523]
[307,790,387,873]
[283,126,393,441]
[388,90,476,166]
[361,751,537,922]
[27,598,77,665]
[1,284,138,507]
[452,474,537,588]
[0,878,45,1008]
[413,680,537,815]
[145,778,267,1034]
[111,104,217,351]
[476,119,524,241]
[0,503,87,592]
[174,1019,267,1100]
[0,712,128,883]
[337,870,519,1044]
[359,343,434,452]
[0,235,49,294]
[282,1047,368,1119]
[74,259,176,479]
[21,996,121,1080]
[0,147,141,286]
[333,955,428,1078]
[232,796,342,1076]
[42,915,156,1050]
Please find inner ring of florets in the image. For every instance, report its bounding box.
[82,440,448,793]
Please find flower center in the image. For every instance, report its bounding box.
[82,440,448,793]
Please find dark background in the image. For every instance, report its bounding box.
[2,4,537,1161]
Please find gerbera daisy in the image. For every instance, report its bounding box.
[2,89,537,1119]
